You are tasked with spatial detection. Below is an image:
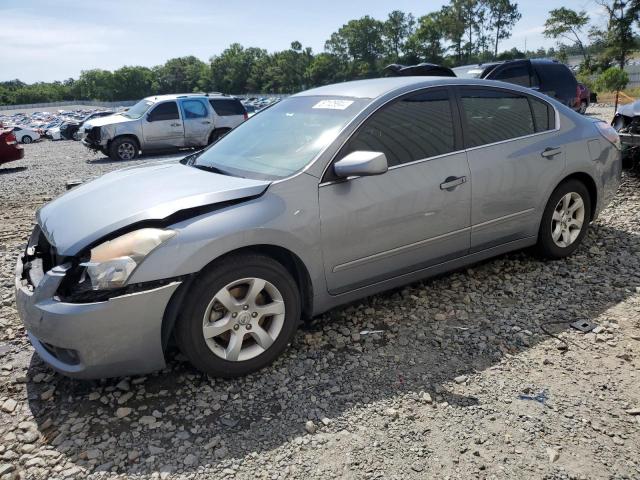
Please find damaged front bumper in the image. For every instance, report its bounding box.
[15,254,181,380]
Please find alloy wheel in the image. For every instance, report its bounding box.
[551,192,585,248]
[202,277,286,361]
[117,142,136,160]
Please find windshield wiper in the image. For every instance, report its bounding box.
[191,164,234,176]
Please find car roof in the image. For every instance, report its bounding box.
[143,93,232,102]
[293,76,534,100]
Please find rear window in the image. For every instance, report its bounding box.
[209,99,247,116]
[492,64,531,87]
[533,62,577,100]
[459,88,535,148]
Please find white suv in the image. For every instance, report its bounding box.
[81,93,248,161]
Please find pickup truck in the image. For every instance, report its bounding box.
[81,93,248,161]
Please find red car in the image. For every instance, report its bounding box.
[0,127,25,165]
[575,82,591,114]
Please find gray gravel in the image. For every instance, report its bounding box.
[1,108,639,479]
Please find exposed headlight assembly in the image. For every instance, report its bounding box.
[80,228,176,290]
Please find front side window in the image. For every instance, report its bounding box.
[492,64,531,87]
[181,100,208,119]
[459,88,535,148]
[148,101,179,122]
[339,89,456,168]
[192,96,368,180]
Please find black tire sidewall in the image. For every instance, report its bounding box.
[176,255,301,377]
[22,136,32,144]
[538,180,592,259]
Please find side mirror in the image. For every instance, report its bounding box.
[146,113,153,122]
[333,151,388,178]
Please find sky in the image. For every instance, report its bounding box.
[0,0,610,83]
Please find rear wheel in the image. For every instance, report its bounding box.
[537,180,591,259]
[175,254,301,377]
[21,136,32,144]
[208,129,230,145]
[578,100,588,114]
[109,137,139,161]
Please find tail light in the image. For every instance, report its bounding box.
[595,121,622,150]
[5,132,17,145]
[243,112,248,120]
[575,85,581,107]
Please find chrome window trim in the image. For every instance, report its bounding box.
[316,82,561,187]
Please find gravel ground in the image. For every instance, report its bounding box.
[0,106,639,480]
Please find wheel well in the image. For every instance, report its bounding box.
[560,172,597,220]
[109,134,140,151]
[161,245,314,351]
[209,128,231,141]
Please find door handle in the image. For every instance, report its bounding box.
[201,121,211,124]
[440,176,467,191]
[541,147,562,158]
[171,123,182,127]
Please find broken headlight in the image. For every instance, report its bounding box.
[80,228,176,290]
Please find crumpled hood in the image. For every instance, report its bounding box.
[617,100,640,117]
[37,162,270,256]
[83,113,133,129]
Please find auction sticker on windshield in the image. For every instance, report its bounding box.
[312,99,354,110]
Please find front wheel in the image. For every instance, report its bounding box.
[21,136,32,144]
[175,254,301,377]
[109,137,139,161]
[578,100,588,115]
[537,180,591,259]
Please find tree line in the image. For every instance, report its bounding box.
[1,0,639,106]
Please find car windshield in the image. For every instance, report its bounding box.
[453,66,485,78]
[193,96,368,180]
[122,100,153,119]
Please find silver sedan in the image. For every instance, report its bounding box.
[16,77,621,379]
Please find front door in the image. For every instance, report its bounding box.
[456,86,566,251]
[319,88,472,294]
[142,100,185,149]
[180,98,212,147]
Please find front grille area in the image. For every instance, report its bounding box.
[85,126,101,144]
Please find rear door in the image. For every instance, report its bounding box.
[209,98,247,130]
[180,98,211,147]
[456,86,565,251]
[319,88,471,294]
[142,101,184,148]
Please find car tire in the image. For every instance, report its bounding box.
[109,137,139,161]
[208,129,229,145]
[537,179,591,259]
[21,136,32,144]
[579,100,588,114]
[175,253,301,377]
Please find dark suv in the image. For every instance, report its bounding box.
[453,59,578,109]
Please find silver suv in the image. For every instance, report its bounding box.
[81,93,247,161]
[16,77,621,379]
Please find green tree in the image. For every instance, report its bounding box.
[487,0,522,58]
[439,1,467,62]
[153,56,208,94]
[406,12,447,64]
[111,66,153,100]
[543,8,590,67]
[209,44,268,93]
[382,10,416,62]
[591,0,639,69]
[325,16,385,77]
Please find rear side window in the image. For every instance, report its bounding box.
[530,97,555,132]
[148,101,179,121]
[210,99,246,116]
[492,64,531,87]
[182,99,208,119]
[340,88,456,168]
[459,88,534,148]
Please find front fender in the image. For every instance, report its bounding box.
[128,174,325,293]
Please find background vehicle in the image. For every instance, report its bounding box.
[16,77,621,380]
[453,59,578,108]
[81,94,247,161]
[576,83,591,114]
[12,126,40,144]
[0,128,24,164]
[71,111,114,140]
